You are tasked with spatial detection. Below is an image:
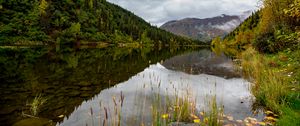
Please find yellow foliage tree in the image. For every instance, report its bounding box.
[211,37,223,55]
[284,0,300,22]
[259,0,294,33]
[39,0,48,16]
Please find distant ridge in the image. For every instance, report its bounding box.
[160,11,252,42]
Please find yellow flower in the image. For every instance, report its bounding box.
[193,119,201,123]
[258,122,266,126]
[161,114,169,119]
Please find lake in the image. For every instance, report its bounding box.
[0,47,264,126]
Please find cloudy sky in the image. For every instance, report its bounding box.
[107,0,260,26]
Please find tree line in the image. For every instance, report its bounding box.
[0,0,203,46]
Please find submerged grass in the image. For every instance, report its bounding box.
[26,94,47,117]
[239,47,300,125]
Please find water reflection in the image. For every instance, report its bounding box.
[163,49,240,78]
[58,50,263,126]
[0,47,191,126]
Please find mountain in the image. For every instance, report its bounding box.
[160,11,252,42]
[0,0,202,46]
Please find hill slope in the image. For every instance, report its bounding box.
[0,0,201,46]
[160,11,252,42]
[212,0,300,125]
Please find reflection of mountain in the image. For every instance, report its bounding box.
[0,47,191,126]
[162,49,240,78]
[58,63,256,126]
[160,11,252,42]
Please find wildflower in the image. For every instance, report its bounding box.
[161,114,169,119]
[193,119,201,123]
[258,122,266,126]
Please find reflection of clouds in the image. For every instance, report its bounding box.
[107,0,259,26]
[58,63,260,126]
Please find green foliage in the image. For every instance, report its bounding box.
[69,23,81,34]
[209,0,300,126]
[221,0,300,53]
[218,0,300,121]
[252,32,274,53]
[224,11,260,41]
[0,0,201,46]
[276,107,300,126]
[238,46,300,125]
[140,31,152,44]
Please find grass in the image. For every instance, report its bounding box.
[151,92,196,126]
[276,107,300,126]
[98,92,124,126]
[239,47,300,125]
[150,90,225,126]
[207,96,223,126]
[26,94,47,116]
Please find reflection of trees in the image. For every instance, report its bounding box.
[0,47,193,125]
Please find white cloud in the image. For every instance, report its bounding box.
[107,0,259,26]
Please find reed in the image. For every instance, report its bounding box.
[206,96,223,126]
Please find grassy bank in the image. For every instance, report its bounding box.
[238,47,300,125]
[211,0,300,124]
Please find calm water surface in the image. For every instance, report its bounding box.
[0,47,263,126]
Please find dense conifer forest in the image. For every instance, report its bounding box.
[0,0,202,46]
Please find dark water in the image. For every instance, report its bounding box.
[0,47,192,126]
[0,47,262,126]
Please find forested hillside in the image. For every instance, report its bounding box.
[213,0,299,53]
[0,0,201,46]
[212,0,300,125]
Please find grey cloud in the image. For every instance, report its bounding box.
[107,0,259,26]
